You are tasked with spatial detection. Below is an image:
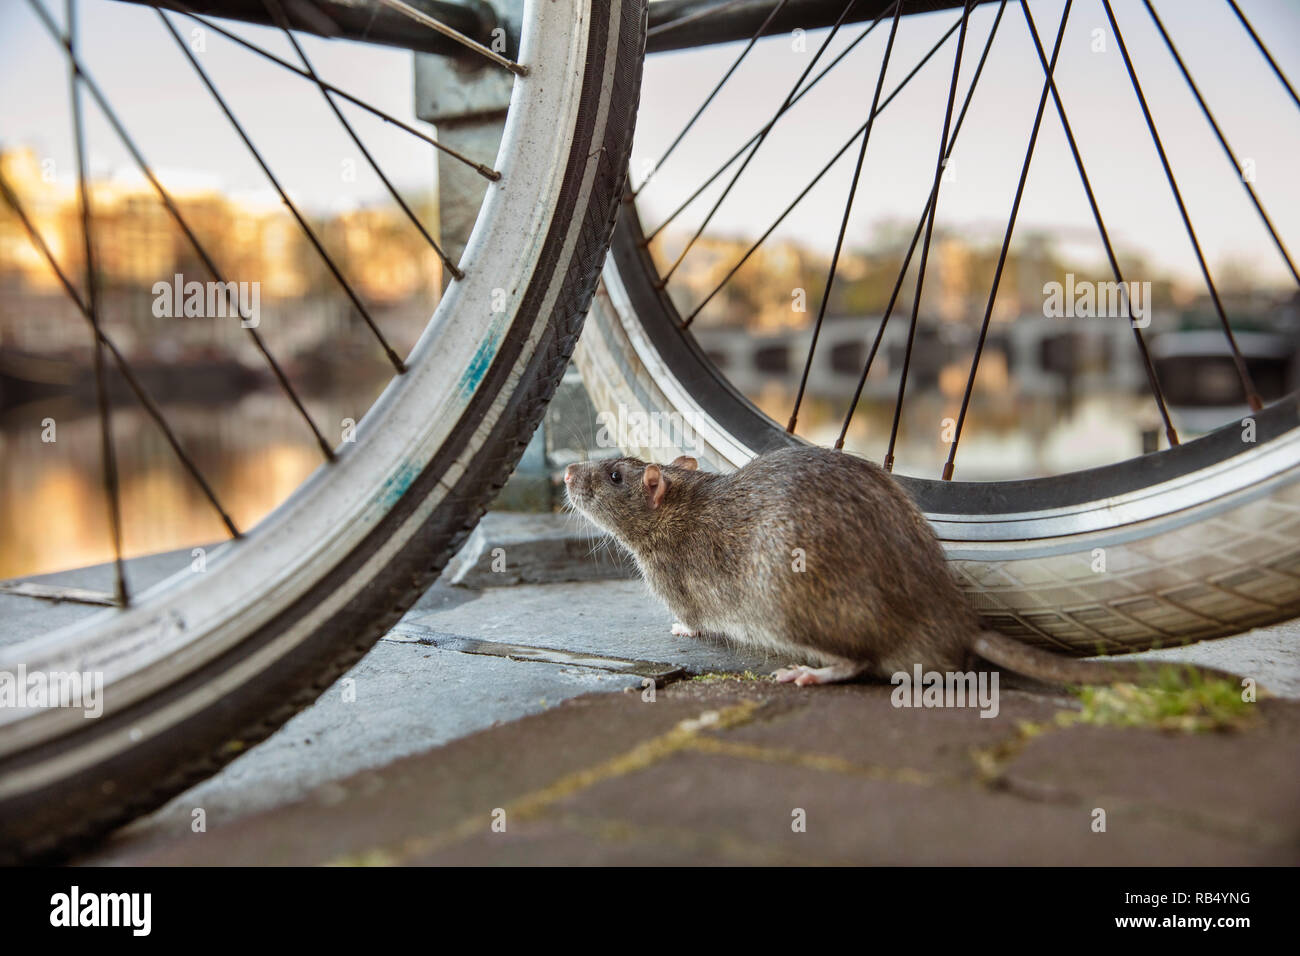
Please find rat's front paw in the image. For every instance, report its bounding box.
[671,621,699,638]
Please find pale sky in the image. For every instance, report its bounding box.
[0,0,433,214]
[632,0,1300,289]
[2,0,1299,290]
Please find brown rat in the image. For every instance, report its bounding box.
[564,446,1245,688]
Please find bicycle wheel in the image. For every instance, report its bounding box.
[0,0,646,862]
[578,0,1300,656]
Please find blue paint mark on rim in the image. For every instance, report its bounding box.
[379,460,422,510]
[458,324,504,399]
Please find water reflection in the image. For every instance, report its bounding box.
[0,388,381,579]
[692,313,1292,480]
[0,338,1281,580]
[751,385,1155,481]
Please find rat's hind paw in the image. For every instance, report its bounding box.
[771,662,865,686]
[771,664,821,685]
[671,621,699,637]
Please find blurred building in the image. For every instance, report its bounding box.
[0,147,440,391]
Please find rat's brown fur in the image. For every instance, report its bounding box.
[566,446,1244,687]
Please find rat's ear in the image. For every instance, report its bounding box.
[642,463,668,509]
[669,456,698,471]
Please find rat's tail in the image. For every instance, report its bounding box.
[971,630,1246,687]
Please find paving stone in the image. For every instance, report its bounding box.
[105,680,1300,866]
[112,691,727,865]
[518,750,1291,865]
[999,700,1300,849]
[410,817,736,866]
[676,680,1072,779]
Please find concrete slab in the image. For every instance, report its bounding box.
[1121,627,1300,698]
[402,577,775,675]
[442,511,634,587]
[0,546,200,649]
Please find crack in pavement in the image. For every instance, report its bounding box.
[686,736,945,788]
[324,700,765,865]
[972,717,1297,848]
[384,623,685,681]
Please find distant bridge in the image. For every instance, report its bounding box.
[690,314,1153,402]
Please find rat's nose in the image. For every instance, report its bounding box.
[564,464,578,484]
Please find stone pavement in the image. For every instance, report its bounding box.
[2,518,1296,864]
[94,679,1300,865]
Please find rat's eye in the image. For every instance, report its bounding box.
[609,469,622,484]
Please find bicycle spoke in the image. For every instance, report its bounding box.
[65,0,127,606]
[644,0,898,245]
[24,0,338,460]
[377,0,527,75]
[940,0,1073,481]
[157,8,407,375]
[680,8,967,327]
[1021,0,1178,448]
[263,0,464,280]
[787,1,903,434]
[634,0,792,197]
[834,0,1007,451]
[647,0,751,40]
[1225,0,1300,112]
[1102,0,1261,411]
[1143,0,1299,289]
[882,0,973,473]
[165,2,500,181]
[0,172,242,539]
[659,0,902,285]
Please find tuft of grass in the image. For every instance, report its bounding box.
[690,670,767,683]
[1064,670,1255,733]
